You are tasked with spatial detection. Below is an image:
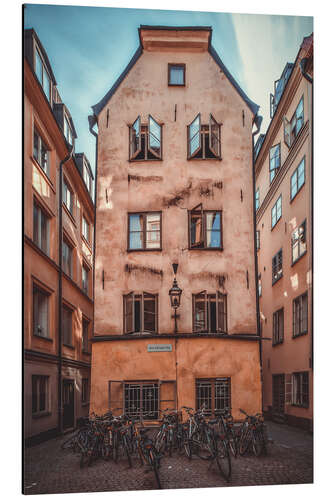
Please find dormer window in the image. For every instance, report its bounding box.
[129,115,162,161]
[83,161,91,193]
[168,64,185,86]
[64,116,73,145]
[34,47,51,102]
[187,114,221,160]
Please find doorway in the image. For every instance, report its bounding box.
[63,379,75,430]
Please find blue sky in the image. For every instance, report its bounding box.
[24,4,313,174]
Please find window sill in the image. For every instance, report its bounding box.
[82,235,92,251]
[291,403,309,409]
[32,411,51,419]
[189,247,223,251]
[63,343,75,350]
[272,340,284,347]
[33,333,53,342]
[187,157,222,161]
[291,250,307,267]
[127,248,162,252]
[129,158,162,163]
[292,331,308,339]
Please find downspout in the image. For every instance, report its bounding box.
[252,114,263,411]
[58,143,74,435]
[300,57,313,373]
[88,114,98,346]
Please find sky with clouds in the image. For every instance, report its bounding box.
[24,3,313,174]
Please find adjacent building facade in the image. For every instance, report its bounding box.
[24,29,94,443]
[255,34,313,430]
[89,26,262,421]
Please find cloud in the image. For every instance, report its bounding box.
[231,13,313,133]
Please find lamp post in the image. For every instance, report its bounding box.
[169,263,182,334]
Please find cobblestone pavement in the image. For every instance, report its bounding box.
[23,421,313,494]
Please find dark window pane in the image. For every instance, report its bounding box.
[35,49,43,84]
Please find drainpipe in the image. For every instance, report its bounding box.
[58,143,74,435]
[300,57,313,373]
[88,115,98,344]
[252,114,263,411]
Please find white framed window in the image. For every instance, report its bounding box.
[33,284,50,338]
[63,179,73,215]
[33,201,50,254]
[290,157,305,201]
[82,216,90,242]
[271,195,282,228]
[82,265,89,294]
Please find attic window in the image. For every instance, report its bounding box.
[187,113,221,159]
[168,64,185,86]
[34,46,51,102]
[64,116,73,145]
[129,115,162,161]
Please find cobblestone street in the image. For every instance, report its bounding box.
[23,421,313,494]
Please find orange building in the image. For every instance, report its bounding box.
[255,34,313,430]
[24,29,94,443]
[88,26,262,422]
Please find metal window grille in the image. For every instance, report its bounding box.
[196,378,231,416]
[124,382,159,420]
[272,374,285,415]
[292,372,309,407]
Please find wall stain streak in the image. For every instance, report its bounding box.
[163,182,192,207]
[191,272,227,288]
[128,174,163,183]
[125,263,163,277]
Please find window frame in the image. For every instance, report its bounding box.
[291,219,307,265]
[32,375,50,416]
[258,273,262,297]
[33,200,50,255]
[123,292,158,335]
[290,156,306,202]
[63,114,73,145]
[33,129,50,177]
[82,263,89,295]
[256,230,260,251]
[269,143,281,183]
[168,63,186,86]
[292,371,309,408]
[128,212,162,251]
[192,291,227,334]
[272,308,284,346]
[255,188,260,212]
[63,178,74,216]
[62,303,73,347]
[272,248,283,285]
[188,205,223,250]
[82,215,90,243]
[33,283,50,339]
[129,115,163,161]
[292,292,308,338]
[284,95,304,149]
[62,236,73,278]
[83,160,92,193]
[82,317,90,353]
[271,194,282,229]
[187,113,221,160]
[34,45,52,103]
[195,378,231,416]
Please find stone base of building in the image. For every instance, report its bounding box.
[24,427,59,448]
[264,407,313,433]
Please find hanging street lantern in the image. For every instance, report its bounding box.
[169,263,182,333]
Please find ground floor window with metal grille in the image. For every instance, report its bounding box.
[292,372,309,407]
[196,378,231,415]
[124,381,159,420]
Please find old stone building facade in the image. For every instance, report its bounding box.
[24,29,94,443]
[255,34,313,430]
[89,26,262,421]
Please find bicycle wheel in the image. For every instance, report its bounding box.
[238,428,251,456]
[123,435,132,468]
[184,439,192,460]
[149,450,162,489]
[228,436,237,458]
[252,430,263,457]
[194,432,214,460]
[215,438,231,482]
[112,432,119,463]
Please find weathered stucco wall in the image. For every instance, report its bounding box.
[94,47,257,336]
[90,338,261,420]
